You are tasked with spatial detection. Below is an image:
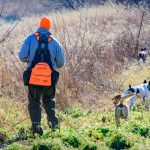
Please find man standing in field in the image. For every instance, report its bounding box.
[18,17,65,135]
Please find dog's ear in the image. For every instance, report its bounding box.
[149,81,150,85]
[143,80,147,83]
[129,85,132,88]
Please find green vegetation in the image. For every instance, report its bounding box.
[0,59,149,150]
[0,102,150,150]
[0,1,150,149]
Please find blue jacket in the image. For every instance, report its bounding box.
[18,27,65,69]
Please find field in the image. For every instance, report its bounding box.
[0,60,150,149]
[0,1,150,150]
[0,96,150,149]
[0,3,150,108]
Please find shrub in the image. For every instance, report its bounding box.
[107,133,133,150]
[96,127,110,137]
[88,129,103,141]
[32,139,61,150]
[61,131,80,148]
[131,124,150,138]
[139,127,150,138]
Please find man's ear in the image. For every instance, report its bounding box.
[129,85,132,88]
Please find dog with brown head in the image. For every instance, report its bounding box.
[112,93,135,127]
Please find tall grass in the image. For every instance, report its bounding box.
[0,3,150,109]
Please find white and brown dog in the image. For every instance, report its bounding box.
[112,93,135,127]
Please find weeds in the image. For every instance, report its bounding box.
[131,124,150,138]
[64,107,87,118]
[32,139,61,150]
[0,102,149,149]
[0,130,6,143]
[0,2,150,150]
[82,143,97,150]
[61,129,81,148]
[107,132,133,150]
[0,3,150,109]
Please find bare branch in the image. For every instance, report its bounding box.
[0,0,6,18]
[135,11,145,57]
[0,20,20,44]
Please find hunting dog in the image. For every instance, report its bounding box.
[138,48,147,63]
[112,93,135,127]
[124,80,150,110]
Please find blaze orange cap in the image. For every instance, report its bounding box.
[40,17,51,30]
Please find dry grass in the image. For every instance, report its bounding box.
[0,3,150,109]
[0,97,29,131]
[115,60,150,89]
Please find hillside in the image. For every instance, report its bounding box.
[0,0,149,20]
[0,3,150,109]
[0,42,150,149]
[0,1,150,150]
[0,63,150,149]
[0,0,102,19]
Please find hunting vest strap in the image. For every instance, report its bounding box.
[34,32,53,42]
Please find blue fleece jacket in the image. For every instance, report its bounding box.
[18,27,65,69]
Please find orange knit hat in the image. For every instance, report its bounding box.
[40,17,51,30]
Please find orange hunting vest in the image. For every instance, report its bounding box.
[29,32,53,86]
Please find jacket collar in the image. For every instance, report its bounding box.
[36,27,52,35]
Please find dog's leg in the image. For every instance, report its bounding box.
[126,108,129,121]
[115,107,121,127]
[145,97,150,111]
[142,54,145,63]
[145,94,150,111]
[143,97,145,102]
[122,106,129,122]
[143,54,146,63]
[138,54,141,61]
[129,95,136,109]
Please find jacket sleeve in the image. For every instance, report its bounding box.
[55,40,65,68]
[18,36,31,62]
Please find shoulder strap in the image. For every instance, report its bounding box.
[48,35,53,42]
[34,32,53,42]
[31,32,54,70]
[34,32,40,41]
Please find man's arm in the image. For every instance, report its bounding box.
[18,36,31,62]
[55,40,65,68]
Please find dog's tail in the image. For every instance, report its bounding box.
[120,93,135,104]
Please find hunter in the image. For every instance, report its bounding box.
[19,17,65,135]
